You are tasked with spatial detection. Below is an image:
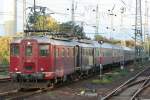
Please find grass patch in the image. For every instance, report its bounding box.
[92,69,129,84]
[47,92,55,96]
[92,77,112,84]
[119,69,129,76]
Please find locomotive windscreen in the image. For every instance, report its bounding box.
[11,44,19,56]
[25,46,32,56]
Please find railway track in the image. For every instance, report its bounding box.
[0,86,54,100]
[0,78,11,83]
[101,67,150,100]
[0,64,149,100]
[0,73,95,100]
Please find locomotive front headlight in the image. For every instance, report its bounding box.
[15,67,18,71]
[40,68,44,71]
[27,42,31,45]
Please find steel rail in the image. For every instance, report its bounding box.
[130,77,150,100]
[101,67,150,100]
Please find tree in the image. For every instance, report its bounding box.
[34,15,59,32]
[94,35,121,44]
[0,36,12,64]
[27,6,59,33]
[125,40,135,47]
[59,21,85,37]
[94,35,107,41]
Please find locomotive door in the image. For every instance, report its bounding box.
[75,45,80,70]
[20,40,38,73]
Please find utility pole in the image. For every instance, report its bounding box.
[95,4,99,35]
[23,0,26,31]
[71,0,75,35]
[108,5,116,40]
[144,0,149,57]
[134,0,143,65]
[120,7,125,46]
[120,7,125,69]
[14,0,17,35]
[120,7,125,28]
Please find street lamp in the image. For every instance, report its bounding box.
[99,40,104,79]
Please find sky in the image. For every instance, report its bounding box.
[0,0,150,40]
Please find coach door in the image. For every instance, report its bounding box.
[75,45,81,70]
[20,40,38,73]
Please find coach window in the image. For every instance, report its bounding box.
[62,48,65,57]
[11,44,19,56]
[86,49,88,56]
[25,46,32,56]
[67,48,69,57]
[71,48,73,57]
[82,49,84,56]
[56,48,59,57]
[89,49,92,56]
[96,49,99,56]
[39,45,49,56]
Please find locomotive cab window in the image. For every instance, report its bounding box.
[11,44,19,56]
[25,46,32,56]
[39,45,49,56]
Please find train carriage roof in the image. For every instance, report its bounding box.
[11,36,134,51]
[112,44,122,50]
[75,41,95,48]
[11,36,76,47]
[122,46,134,51]
[50,39,76,46]
[101,43,113,49]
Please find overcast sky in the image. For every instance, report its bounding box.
[0,0,150,40]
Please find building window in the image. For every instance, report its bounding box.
[11,44,19,56]
[25,46,32,56]
[39,45,49,56]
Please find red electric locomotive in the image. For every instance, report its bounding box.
[10,36,76,88]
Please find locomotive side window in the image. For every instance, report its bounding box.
[11,44,19,56]
[25,46,32,56]
[39,45,49,56]
[56,48,59,57]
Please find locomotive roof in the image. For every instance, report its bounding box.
[11,36,76,46]
[11,36,134,50]
[11,36,50,43]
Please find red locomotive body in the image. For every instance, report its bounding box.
[10,36,76,84]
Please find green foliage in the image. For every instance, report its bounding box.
[94,35,121,44]
[0,36,12,64]
[34,15,59,32]
[125,40,134,47]
[27,6,59,34]
[59,21,85,37]
[91,69,129,84]
[92,78,112,84]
